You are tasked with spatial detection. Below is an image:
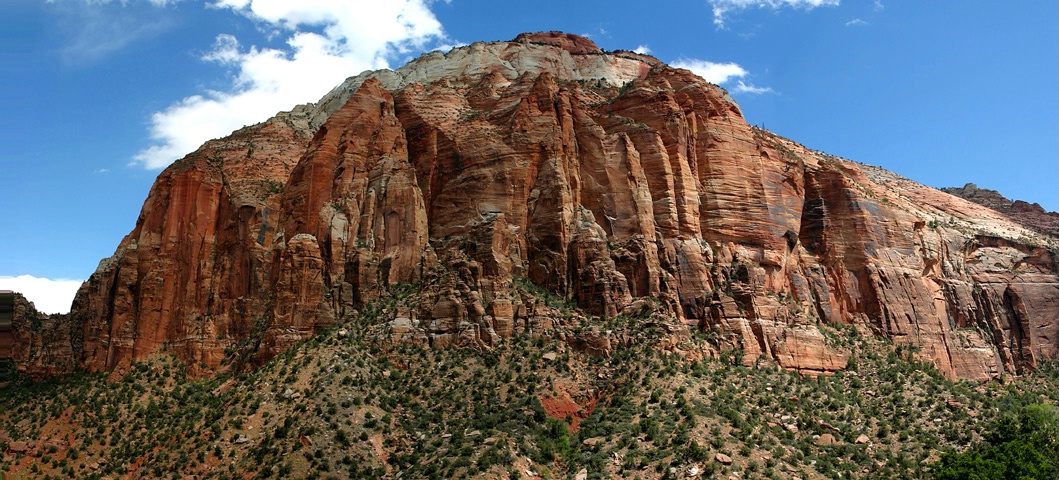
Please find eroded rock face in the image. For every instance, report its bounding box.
[69,109,313,376]
[16,32,1058,380]
[942,182,1059,237]
[6,293,79,379]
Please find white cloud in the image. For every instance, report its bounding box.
[671,59,774,95]
[132,0,445,169]
[732,81,774,94]
[432,40,468,54]
[708,0,841,28]
[0,276,84,315]
[846,18,867,26]
[633,45,651,55]
[50,0,178,66]
[671,59,748,84]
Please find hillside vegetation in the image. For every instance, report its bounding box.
[1,286,1056,479]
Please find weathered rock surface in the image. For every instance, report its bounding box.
[7,293,78,379]
[942,182,1059,237]
[12,32,1058,380]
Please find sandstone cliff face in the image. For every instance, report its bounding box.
[68,109,314,376]
[7,293,78,379]
[16,33,1058,380]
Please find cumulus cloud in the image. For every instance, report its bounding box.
[732,81,774,94]
[708,0,841,27]
[633,45,651,55]
[132,0,445,169]
[671,59,774,95]
[671,59,748,84]
[0,276,84,315]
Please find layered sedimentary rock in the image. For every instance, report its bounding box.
[14,32,1058,380]
[68,108,315,376]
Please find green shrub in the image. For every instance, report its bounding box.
[934,404,1058,480]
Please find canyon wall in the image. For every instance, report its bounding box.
[14,33,1057,380]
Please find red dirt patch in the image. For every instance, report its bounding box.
[539,392,600,432]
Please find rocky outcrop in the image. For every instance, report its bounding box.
[69,108,314,376]
[942,183,1059,237]
[14,32,1058,380]
[7,293,79,379]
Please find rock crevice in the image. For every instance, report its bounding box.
[12,33,1058,381]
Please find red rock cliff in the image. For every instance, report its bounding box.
[17,33,1058,380]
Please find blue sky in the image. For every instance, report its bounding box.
[1,0,1056,313]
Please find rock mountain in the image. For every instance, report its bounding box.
[14,32,1058,381]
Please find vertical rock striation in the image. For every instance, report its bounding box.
[14,32,1058,380]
